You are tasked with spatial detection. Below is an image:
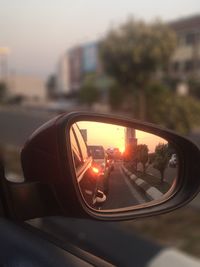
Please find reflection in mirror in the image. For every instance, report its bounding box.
[70,121,178,211]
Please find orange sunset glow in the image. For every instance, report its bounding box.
[77,121,125,152]
[77,121,167,153]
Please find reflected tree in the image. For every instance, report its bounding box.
[136,144,149,174]
[153,143,169,183]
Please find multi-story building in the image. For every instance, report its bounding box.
[125,127,137,150]
[55,41,103,97]
[56,53,71,96]
[82,42,102,75]
[169,14,200,81]
[124,127,138,161]
[68,46,83,92]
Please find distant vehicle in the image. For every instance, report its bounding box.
[106,152,114,172]
[106,147,121,162]
[88,145,110,194]
[88,146,107,175]
[46,100,77,113]
[169,154,177,168]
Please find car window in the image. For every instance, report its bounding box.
[72,123,89,162]
[88,146,105,159]
[70,128,82,170]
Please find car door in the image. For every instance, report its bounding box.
[70,124,98,206]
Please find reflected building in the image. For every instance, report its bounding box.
[125,128,137,149]
[125,127,137,155]
[124,127,137,161]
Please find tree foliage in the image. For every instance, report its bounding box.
[0,82,7,101]
[135,144,149,174]
[188,78,200,99]
[146,82,200,134]
[100,18,177,119]
[79,75,100,107]
[46,75,57,99]
[108,82,124,110]
[101,18,176,86]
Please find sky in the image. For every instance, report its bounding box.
[77,121,167,153]
[0,0,199,80]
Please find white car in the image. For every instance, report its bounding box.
[169,154,177,168]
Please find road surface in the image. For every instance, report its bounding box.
[102,161,149,209]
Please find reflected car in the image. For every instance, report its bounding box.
[88,145,110,195]
[88,145,108,175]
[106,152,114,172]
[71,124,106,206]
[169,153,177,168]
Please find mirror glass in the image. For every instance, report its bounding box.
[70,121,178,211]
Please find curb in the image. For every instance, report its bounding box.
[122,166,163,200]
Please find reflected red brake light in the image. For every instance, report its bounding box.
[92,166,99,174]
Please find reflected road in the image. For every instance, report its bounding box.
[102,161,149,209]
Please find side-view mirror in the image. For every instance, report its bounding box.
[20,112,200,221]
[70,121,178,211]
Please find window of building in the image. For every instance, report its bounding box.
[173,61,180,72]
[185,33,196,45]
[184,60,194,71]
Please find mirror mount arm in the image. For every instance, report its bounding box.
[0,178,63,221]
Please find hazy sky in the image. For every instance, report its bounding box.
[77,121,167,153]
[1,0,199,80]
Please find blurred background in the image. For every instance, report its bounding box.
[1,0,200,261]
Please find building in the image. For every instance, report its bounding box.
[56,53,71,96]
[169,14,200,81]
[7,74,46,102]
[55,41,103,96]
[82,42,102,75]
[125,128,137,147]
[69,46,83,92]
[124,127,138,161]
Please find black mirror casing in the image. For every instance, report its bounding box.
[21,112,200,221]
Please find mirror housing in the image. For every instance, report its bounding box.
[21,112,200,221]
